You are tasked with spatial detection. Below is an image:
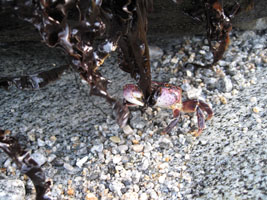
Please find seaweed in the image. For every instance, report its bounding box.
[205,0,240,64]
[7,0,153,122]
[0,129,51,200]
[0,65,69,90]
[182,0,240,67]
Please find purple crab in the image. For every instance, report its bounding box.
[123,81,213,136]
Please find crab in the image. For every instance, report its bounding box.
[123,81,213,136]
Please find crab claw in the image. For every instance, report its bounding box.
[182,99,213,136]
[113,101,130,128]
[123,84,144,106]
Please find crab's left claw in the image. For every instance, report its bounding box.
[123,84,144,106]
[182,99,213,136]
[113,101,130,128]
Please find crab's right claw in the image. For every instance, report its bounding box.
[113,101,130,128]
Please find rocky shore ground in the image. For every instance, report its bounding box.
[0,28,266,200]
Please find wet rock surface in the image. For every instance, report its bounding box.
[0,27,266,200]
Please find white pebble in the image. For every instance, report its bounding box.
[123,125,134,135]
[113,155,122,164]
[76,156,88,168]
[91,143,104,153]
[132,144,144,152]
[158,174,166,183]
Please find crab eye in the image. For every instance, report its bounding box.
[149,88,161,106]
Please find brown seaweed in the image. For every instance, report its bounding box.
[11,0,152,122]
[0,65,69,90]
[204,0,239,64]
[182,0,240,67]
[0,129,51,200]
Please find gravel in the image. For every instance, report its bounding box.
[0,29,266,200]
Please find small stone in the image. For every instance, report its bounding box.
[250,97,257,104]
[232,89,239,95]
[118,145,128,153]
[145,107,153,116]
[185,154,190,160]
[186,87,202,99]
[171,56,178,64]
[219,96,228,104]
[67,187,75,196]
[141,158,150,170]
[132,139,139,144]
[199,50,206,55]
[37,138,46,147]
[252,107,260,113]
[76,156,88,168]
[64,163,74,172]
[27,130,36,142]
[181,82,192,92]
[123,125,134,135]
[122,192,139,200]
[242,127,248,133]
[158,174,166,183]
[50,135,57,142]
[47,154,57,163]
[140,193,148,200]
[132,144,144,152]
[31,152,47,166]
[216,76,233,92]
[0,179,25,200]
[113,155,122,164]
[149,46,163,60]
[110,136,121,144]
[85,192,98,200]
[186,70,192,77]
[91,144,104,153]
[148,189,158,199]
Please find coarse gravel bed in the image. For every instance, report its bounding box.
[0,29,266,200]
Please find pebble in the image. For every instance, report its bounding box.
[252,107,260,113]
[171,56,179,64]
[110,136,121,143]
[76,156,88,168]
[186,87,202,99]
[216,76,233,92]
[31,152,47,166]
[117,145,128,153]
[27,130,36,142]
[141,158,150,170]
[158,174,166,183]
[113,155,122,164]
[91,144,104,153]
[123,125,134,135]
[47,154,57,163]
[149,46,164,60]
[1,28,266,200]
[132,144,144,152]
[85,193,98,200]
[63,163,74,172]
[140,193,148,200]
[37,138,46,147]
[250,97,257,104]
[0,179,25,200]
[219,96,228,104]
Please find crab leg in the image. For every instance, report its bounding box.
[196,107,205,136]
[198,100,213,120]
[162,109,180,134]
[182,99,213,136]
